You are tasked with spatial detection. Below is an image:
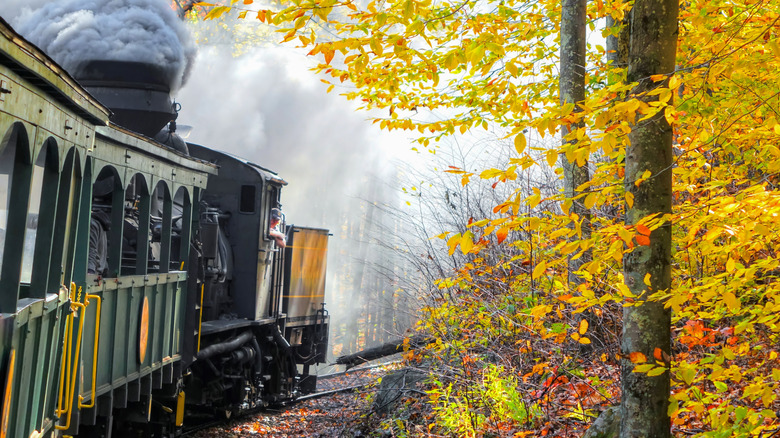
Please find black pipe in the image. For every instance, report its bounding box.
[196,331,254,361]
[272,327,291,351]
[250,338,263,382]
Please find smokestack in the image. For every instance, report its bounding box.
[14,0,196,136]
[74,60,177,137]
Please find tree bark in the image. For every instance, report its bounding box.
[560,0,596,351]
[334,335,434,368]
[559,0,589,224]
[606,14,630,69]
[620,0,678,436]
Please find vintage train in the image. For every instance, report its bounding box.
[0,15,330,438]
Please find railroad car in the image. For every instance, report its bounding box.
[0,17,330,438]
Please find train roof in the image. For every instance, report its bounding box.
[187,142,288,186]
[0,16,110,125]
[96,124,218,176]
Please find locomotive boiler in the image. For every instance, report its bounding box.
[0,15,330,438]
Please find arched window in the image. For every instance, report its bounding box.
[122,173,151,275]
[150,181,171,273]
[0,133,17,269]
[89,166,122,277]
[0,123,32,311]
[22,139,60,293]
[171,186,192,271]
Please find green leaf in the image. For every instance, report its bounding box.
[647,366,666,377]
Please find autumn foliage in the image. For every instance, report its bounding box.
[194,0,780,435]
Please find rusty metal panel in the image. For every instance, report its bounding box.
[284,227,329,319]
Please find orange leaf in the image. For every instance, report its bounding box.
[654,348,663,361]
[323,48,335,65]
[636,224,651,235]
[636,235,650,246]
[629,352,647,363]
[496,227,508,244]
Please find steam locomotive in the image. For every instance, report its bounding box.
[0,17,329,437]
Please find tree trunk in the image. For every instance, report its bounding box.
[560,0,595,351]
[620,0,678,435]
[559,0,589,223]
[606,14,630,69]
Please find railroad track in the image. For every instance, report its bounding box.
[180,363,397,437]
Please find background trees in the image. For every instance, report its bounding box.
[194,0,780,435]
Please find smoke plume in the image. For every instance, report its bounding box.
[6,0,196,91]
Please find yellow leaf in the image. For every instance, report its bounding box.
[460,231,474,254]
[238,10,247,19]
[514,133,527,155]
[723,291,740,312]
[204,5,231,20]
[680,368,696,385]
[447,234,460,256]
[578,319,588,335]
[625,191,634,208]
[726,258,735,273]
[643,273,651,286]
[668,75,680,90]
[664,106,676,125]
[647,367,666,377]
[578,337,591,345]
[546,149,558,167]
[532,261,547,280]
[583,192,597,209]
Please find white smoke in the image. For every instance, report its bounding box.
[176,45,397,226]
[6,0,196,91]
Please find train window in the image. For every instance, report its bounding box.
[21,143,58,285]
[0,124,31,310]
[239,185,256,213]
[0,142,15,268]
[19,155,43,283]
[263,185,280,242]
[150,181,172,273]
[90,167,120,277]
[170,187,191,271]
[122,173,151,275]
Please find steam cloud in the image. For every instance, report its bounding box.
[5,0,196,91]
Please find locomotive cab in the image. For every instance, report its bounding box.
[182,143,330,415]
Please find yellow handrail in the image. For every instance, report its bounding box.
[56,284,86,431]
[78,294,101,409]
[56,284,76,417]
[0,350,16,438]
[55,309,73,417]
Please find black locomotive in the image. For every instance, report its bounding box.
[0,16,329,437]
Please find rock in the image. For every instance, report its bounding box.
[582,406,620,438]
[371,368,427,415]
